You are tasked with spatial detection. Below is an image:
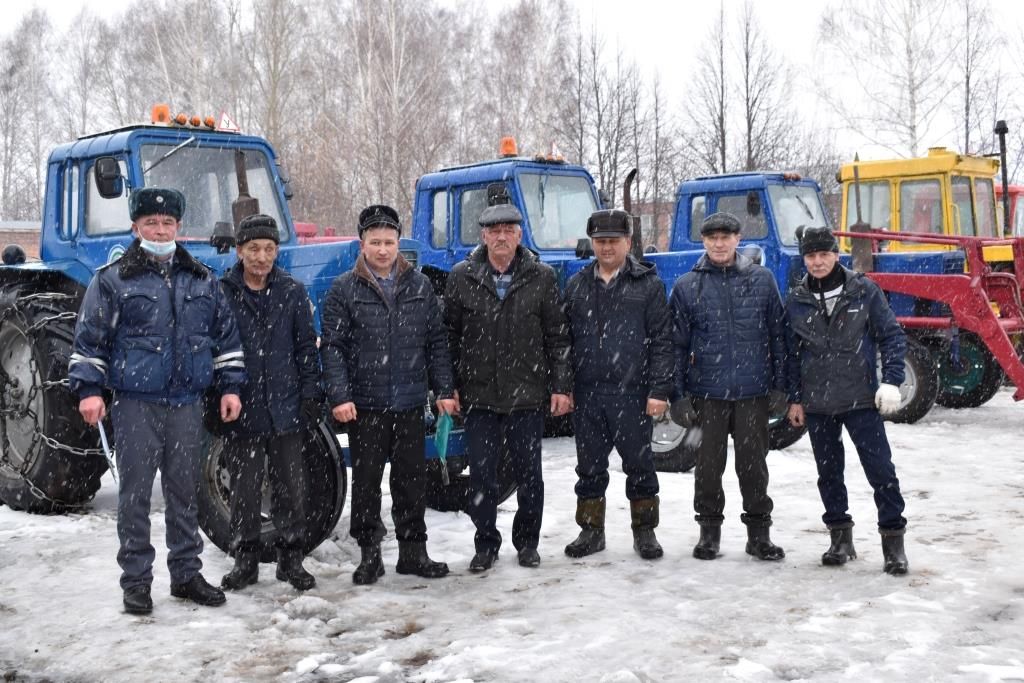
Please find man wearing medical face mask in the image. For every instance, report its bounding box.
[69,187,246,616]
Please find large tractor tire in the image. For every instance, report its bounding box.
[0,287,105,513]
[197,420,347,563]
[425,445,518,513]
[651,408,697,473]
[932,333,1004,409]
[885,338,940,424]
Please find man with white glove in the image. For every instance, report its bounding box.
[783,227,909,575]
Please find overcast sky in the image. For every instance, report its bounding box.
[3,0,1023,159]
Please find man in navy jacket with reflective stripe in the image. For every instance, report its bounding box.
[670,211,787,562]
[69,187,245,615]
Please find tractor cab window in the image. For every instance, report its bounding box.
[900,179,942,235]
[769,184,831,246]
[139,144,286,241]
[85,159,131,235]
[518,173,598,249]
[688,195,707,241]
[973,177,997,238]
[459,186,489,245]
[843,180,891,235]
[716,192,768,240]
[432,191,448,248]
[951,175,977,237]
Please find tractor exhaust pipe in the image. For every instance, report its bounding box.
[623,168,643,259]
[995,120,1010,236]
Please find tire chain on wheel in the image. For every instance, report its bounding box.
[0,291,102,509]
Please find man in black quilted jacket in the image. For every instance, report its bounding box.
[321,204,458,585]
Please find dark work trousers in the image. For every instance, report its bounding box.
[223,430,306,552]
[347,408,427,548]
[572,393,659,501]
[111,396,204,590]
[806,408,907,531]
[693,396,773,527]
[465,407,544,554]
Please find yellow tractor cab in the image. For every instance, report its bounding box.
[838,147,1008,264]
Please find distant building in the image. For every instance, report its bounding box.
[0,221,41,260]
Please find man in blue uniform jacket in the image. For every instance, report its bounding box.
[69,187,245,615]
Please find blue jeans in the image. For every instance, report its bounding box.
[465,407,544,554]
[806,409,906,531]
[572,393,658,501]
[112,397,204,590]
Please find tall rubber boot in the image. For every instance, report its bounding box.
[353,545,385,585]
[821,525,857,566]
[277,545,316,590]
[396,541,449,578]
[630,496,664,560]
[745,525,785,561]
[221,550,259,590]
[881,528,909,575]
[692,524,721,560]
[564,497,607,558]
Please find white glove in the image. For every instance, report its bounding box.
[875,383,902,415]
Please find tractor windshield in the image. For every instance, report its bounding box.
[768,184,832,246]
[139,144,286,241]
[518,172,598,249]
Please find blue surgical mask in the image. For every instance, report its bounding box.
[139,238,177,257]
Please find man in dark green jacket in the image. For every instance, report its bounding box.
[443,185,572,572]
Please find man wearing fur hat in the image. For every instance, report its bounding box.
[322,204,457,585]
[69,187,245,615]
[218,214,321,592]
[784,226,909,575]
[443,184,573,572]
[563,209,673,561]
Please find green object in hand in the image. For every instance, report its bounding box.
[434,412,453,485]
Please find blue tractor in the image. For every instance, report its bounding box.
[412,152,945,474]
[0,109,409,560]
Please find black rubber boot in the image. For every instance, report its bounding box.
[881,529,909,575]
[221,550,260,590]
[396,541,450,578]
[745,525,785,561]
[565,497,607,558]
[822,526,857,566]
[276,546,316,590]
[353,545,385,585]
[692,524,721,560]
[630,497,664,560]
[469,550,498,573]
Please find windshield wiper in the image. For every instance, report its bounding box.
[143,136,197,176]
[793,192,816,220]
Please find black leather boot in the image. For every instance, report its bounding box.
[123,585,152,615]
[170,574,226,606]
[822,526,857,566]
[353,545,385,585]
[881,529,909,575]
[396,541,449,578]
[745,525,785,561]
[692,524,721,560]
[630,497,664,560]
[221,550,260,590]
[565,497,607,558]
[277,546,316,590]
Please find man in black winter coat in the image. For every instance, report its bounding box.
[322,204,458,585]
[443,185,573,572]
[785,227,909,575]
[563,209,673,561]
[218,214,321,592]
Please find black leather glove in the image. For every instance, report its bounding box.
[669,396,698,428]
[301,398,322,427]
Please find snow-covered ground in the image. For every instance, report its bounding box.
[2,389,1024,682]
